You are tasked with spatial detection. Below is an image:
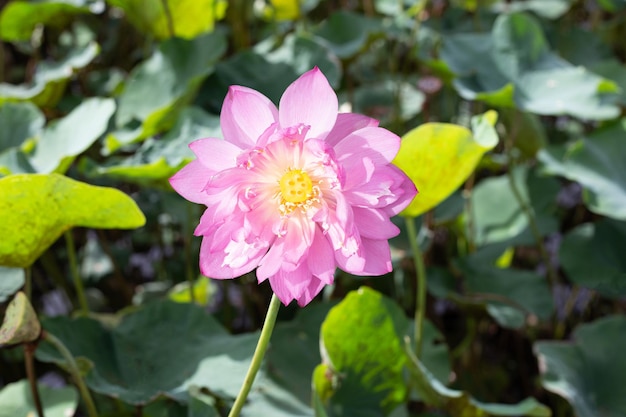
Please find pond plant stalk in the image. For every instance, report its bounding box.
[24,342,45,417]
[227,293,281,417]
[65,230,89,314]
[43,331,99,417]
[405,216,427,358]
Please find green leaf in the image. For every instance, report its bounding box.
[314,11,381,59]
[36,300,258,405]
[535,315,626,417]
[0,267,25,303]
[490,0,575,20]
[257,33,342,88]
[470,167,558,246]
[95,107,220,185]
[168,277,215,306]
[351,78,425,125]
[106,33,225,152]
[0,0,95,42]
[592,59,626,106]
[0,174,145,267]
[457,254,554,328]
[0,102,45,152]
[316,287,408,416]
[0,379,78,417]
[0,292,41,347]
[441,13,620,119]
[393,112,498,217]
[0,148,35,176]
[405,343,551,417]
[268,303,334,404]
[30,98,115,173]
[559,219,626,298]
[596,0,626,11]
[538,119,626,220]
[500,109,547,158]
[0,41,99,108]
[106,0,227,40]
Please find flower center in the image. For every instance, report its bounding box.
[279,169,313,204]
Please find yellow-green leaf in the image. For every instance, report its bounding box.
[0,174,145,268]
[107,0,227,40]
[168,277,215,306]
[262,0,301,21]
[393,111,499,217]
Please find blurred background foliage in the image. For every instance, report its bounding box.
[0,0,625,416]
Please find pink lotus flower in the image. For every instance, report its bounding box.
[170,68,417,306]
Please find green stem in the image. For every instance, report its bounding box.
[185,203,196,304]
[43,331,99,417]
[24,267,32,300]
[24,343,45,417]
[65,231,88,314]
[405,216,427,359]
[160,0,175,38]
[228,293,281,417]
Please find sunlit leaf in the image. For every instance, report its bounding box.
[393,111,498,217]
[30,98,115,173]
[316,287,408,416]
[560,219,626,299]
[0,0,98,42]
[0,174,145,267]
[535,315,626,417]
[0,42,99,108]
[36,300,257,405]
[0,292,41,347]
[538,119,626,220]
[260,0,301,21]
[168,277,215,307]
[0,379,78,417]
[106,33,225,152]
[106,0,227,40]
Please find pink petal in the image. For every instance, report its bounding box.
[352,206,400,239]
[334,246,365,275]
[344,164,416,212]
[296,276,326,307]
[382,165,418,216]
[269,263,313,305]
[279,67,338,140]
[257,239,287,282]
[325,113,378,147]
[334,126,401,165]
[359,238,393,276]
[307,227,336,285]
[256,214,314,281]
[169,160,211,204]
[221,86,279,148]
[198,222,268,279]
[190,138,241,171]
